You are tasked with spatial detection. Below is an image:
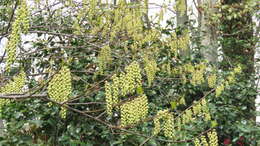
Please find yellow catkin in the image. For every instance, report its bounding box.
[201,135,209,146]
[144,56,158,87]
[0,70,26,112]
[170,32,178,53]
[153,117,161,135]
[98,45,112,74]
[105,81,113,116]
[47,66,72,118]
[194,138,201,146]
[120,94,148,126]
[5,0,29,71]
[207,74,216,88]
[191,63,206,86]
[153,109,174,138]
[215,84,224,97]
[207,129,219,146]
[178,29,190,51]
[178,98,211,127]
[105,62,142,116]
[121,61,142,96]
[19,0,30,33]
[201,98,211,121]
[163,113,174,138]
[193,102,202,116]
[215,65,242,97]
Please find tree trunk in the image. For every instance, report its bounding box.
[199,0,218,63]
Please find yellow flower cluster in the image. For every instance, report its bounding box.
[144,56,158,87]
[120,94,148,127]
[169,32,178,53]
[215,84,225,97]
[194,138,200,146]
[183,63,195,73]
[105,62,142,116]
[163,113,174,138]
[0,70,26,112]
[169,62,206,86]
[176,98,211,130]
[192,98,211,121]
[19,0,30,33]
[191,63,206,86]
[166,30,189,54]
[161,62,172,75]
[153,109,167,135]
[178,30,190,51]
[153,109,174,138]
[207,74,217,88]
[0,71,26,94]
[121,61,142,96]
[92,0,144,44]
[207,129,219,146]
[201,98,211,121]
[193,129,219,146]
[47,66,72,118]
[98,45,112,74]
[105,82,113,116]
[201,135,209,146]
[215,65,242,97]
[5,0,30,71]
[182,109,193,124]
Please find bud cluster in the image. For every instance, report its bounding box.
[191,63,206,86]
[47,66,72,118]
[153,109,174,138]
[105,62,142,116]
[5,0,29,71]
[120,94,148,127]
[207,73,217,88]
[0,70,26,94]
[144,56,158,87]
[98,45,112,74]
[193,129,219,146]
[215,65,242,97]
[0,70,26,112]
[176,98,211,131]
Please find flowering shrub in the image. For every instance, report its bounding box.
[0,0,258,145]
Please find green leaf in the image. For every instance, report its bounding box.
[170,101,177,110]
[211,120,218,128]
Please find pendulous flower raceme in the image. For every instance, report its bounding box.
[98,45,112,74]
[144,56,158,87]
[120,94,148,127]
[193,129,219,146]
[47,66,72,118]
[105,61,142,116]
[207,129,219,146]
[215,65,242,97]
[191,63,206,86]
[153,109,175,139]
[175,98,211,135]
[0,70,26,112]
[5,0,30,71]
[207,73,217,88]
